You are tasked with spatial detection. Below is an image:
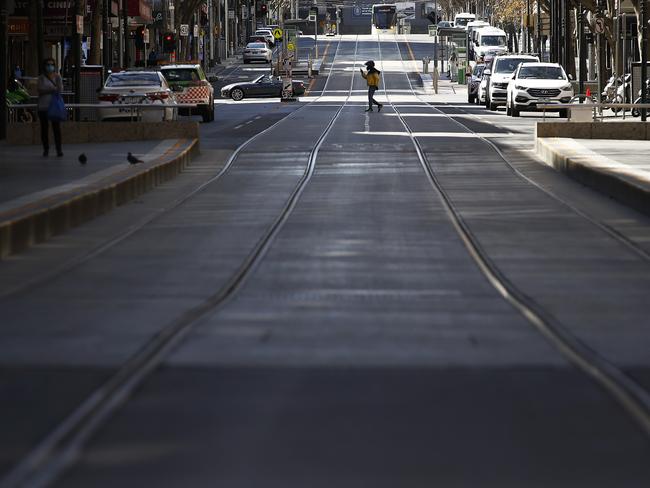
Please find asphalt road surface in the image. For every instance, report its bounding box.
[1,35,650,488]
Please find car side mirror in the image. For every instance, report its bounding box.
[483,69,491,76]
[568,74,574,81]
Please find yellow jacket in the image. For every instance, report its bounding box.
[362,70,380,87]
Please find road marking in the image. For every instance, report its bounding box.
[234,124,243,130]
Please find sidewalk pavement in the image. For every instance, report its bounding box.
[0,138,198,258]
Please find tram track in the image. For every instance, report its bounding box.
[0,37,360,488]
[377,34,650,437]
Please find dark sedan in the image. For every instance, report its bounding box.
[221,75,306,101]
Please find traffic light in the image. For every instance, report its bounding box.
[162,32,176,53]
[259,2,267,16]
[135,26,145,49]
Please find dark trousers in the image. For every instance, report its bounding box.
[38,111,62,153]
[368,86,381,108]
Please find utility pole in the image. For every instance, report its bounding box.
[641,0,647,121]
[74,0,83,105]
[216,0,222,62]
[578,5,586,96]
[123,0,130,68]
[103,0,111,72]
[0,0,7,140]
[537,0,542,59]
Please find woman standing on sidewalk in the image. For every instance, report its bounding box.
[37,58,64,157]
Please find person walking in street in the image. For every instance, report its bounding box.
[361,60,383,112]
[37,58,64,157]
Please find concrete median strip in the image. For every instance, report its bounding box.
[0,138,199,259]
[536,137,650,216]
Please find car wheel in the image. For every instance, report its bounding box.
[489,101,497,111]
[559,108,568,118]
[506,100,512,116]
[511,104,520,117]
[485,95,490,109]
[231,88,244,101]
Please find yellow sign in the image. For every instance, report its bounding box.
[287,42,295,51]
[273,28,283,39]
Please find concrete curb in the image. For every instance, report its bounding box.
[535,137,650,217]
[0,138,199,259]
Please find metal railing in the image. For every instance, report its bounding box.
[6,102,198,124]
[538,101,650,122]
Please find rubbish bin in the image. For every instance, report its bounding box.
[457,67,465,84]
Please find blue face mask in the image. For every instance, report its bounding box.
[46,64,55,73]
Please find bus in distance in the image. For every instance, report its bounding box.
[371,4,397,34]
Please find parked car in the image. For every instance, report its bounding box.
[243,42,273,64]
[160,64,214,122]
[467,63,485,103]
[254,29,275,46]
[437,20,454,28]
[485,54,539,111]
[221,74,306,101]
[97,71,177,122]
[506,62,574,117]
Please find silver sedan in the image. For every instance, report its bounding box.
[243,43,273,64]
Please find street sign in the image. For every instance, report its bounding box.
[143,28,149,44]
[287,42,295,51]
[180,24,189,36]
[273,27,283,39]
[76,14,83,34]
[594,17,605,34]
[193,25,199,37]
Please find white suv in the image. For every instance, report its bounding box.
[506,62,574,117]
[485,54,539,111]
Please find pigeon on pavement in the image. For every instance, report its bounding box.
[78,153,87,165]
[127,152,144,164]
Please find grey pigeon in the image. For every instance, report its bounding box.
[127,152,144,164]
[78,153,87,165]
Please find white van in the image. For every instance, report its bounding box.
[466,20,490,60]
[474,27,508,60]
[454,13,476,29]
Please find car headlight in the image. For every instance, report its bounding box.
[561,84,573,91]
[514,84,527,90]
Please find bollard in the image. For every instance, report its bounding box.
[422,56,430,74]
[432,67,439,94]
[308,56,313,78]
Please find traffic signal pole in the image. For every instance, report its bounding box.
[0,0,7,140]
[642,0,648,121]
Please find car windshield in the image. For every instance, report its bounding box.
[255,31,271,35]
[494,58,536,73]
[481,35,506,47]
[161,69,199,82]
[455,17,473,27]
[106,72,161,87]
[256,75,274,83]
[248,43,267,49]
[518,65,566,80]
[473,65,485,77]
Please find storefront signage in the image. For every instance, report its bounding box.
[8,17,30,35]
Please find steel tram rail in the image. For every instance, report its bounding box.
[0,36,360,488]
[376,34,650,437]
